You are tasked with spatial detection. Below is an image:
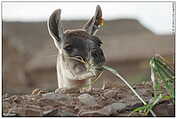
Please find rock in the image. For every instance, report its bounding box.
[37,98,58,107]
[55,88,80,94]
[3,113,17,117]
[42,92,71,101]
[2,82,174,117]
[5,106,42,117]
[80,103,127,116]
[13,96,23,104]
[79,111,107,116]
[25,105,41,110]
[3,102,11,113]
[57,110,77,116]
[107,103,127,113]
[78,94,97,106]
[43,109,58,116]
[43,108,77,117]
[25,109,42,116]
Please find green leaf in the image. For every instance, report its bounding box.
[162,95,172,100]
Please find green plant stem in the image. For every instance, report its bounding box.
[102,65,156,117]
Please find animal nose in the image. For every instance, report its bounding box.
[91,48,105,66]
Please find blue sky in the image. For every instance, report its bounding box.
[2,2,174,34]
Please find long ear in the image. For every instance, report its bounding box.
[47,9,64,48]
[83,5,103,35]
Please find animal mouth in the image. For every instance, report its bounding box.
[73,63,87,74]
[68,55,104,80]
[71,61,96,80]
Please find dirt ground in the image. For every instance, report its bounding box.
[2,82,174,117]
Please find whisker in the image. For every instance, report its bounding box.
[92,71,104,82]
[83,71,104,88]
[64,56,87,64]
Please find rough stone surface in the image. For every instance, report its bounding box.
[2,83,175,117]
[105,103,127,113]
[80,103,127,116]
[78,94,97,106]
[42,92,72,101]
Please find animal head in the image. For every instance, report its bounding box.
[48,5,105,80]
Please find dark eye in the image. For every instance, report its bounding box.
[91,36,102,47]
[64,44,72,51]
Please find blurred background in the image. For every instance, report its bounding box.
[2,2,175,95]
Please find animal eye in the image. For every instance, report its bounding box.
[64,44,72,51]
[91,36,102,47]
[98,42,102,47]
